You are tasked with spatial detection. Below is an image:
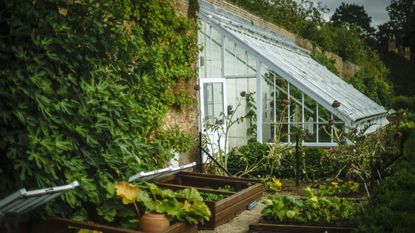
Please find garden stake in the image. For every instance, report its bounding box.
[201,147,233,176]
[295,130,300,187]
[198,132,204,173]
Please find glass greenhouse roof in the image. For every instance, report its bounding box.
[199,1,388,126]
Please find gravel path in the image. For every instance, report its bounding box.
[198,196,267,233]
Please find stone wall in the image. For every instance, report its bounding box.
[163,0,200,166]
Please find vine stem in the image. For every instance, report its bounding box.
[133,201,140,217]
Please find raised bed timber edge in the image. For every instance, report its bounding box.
[153,171,264,230]
[30,218,197,233]
[3,216,197,233]
[248,222,353,233]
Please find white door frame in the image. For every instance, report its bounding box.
[199,78,227,163]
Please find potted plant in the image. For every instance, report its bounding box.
[115,181,211,233]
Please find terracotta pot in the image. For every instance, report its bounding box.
[140,212,170,233]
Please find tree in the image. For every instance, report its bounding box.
[387,0,415,60]
[330,2,375,46]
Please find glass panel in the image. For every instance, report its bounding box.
[276,123,288,143]
[227,78,249,148]
[198,31,206,79]
[303,94,317,142]
[318,124,332,142]
[290,85,302,139]
[261,64,273,142]
[318,105,330,123]
[205,26,212,79]
[274,75,288,120]
[224,37,236,76]
[262,123,273,143]
[235,46,247,76]
[247,54,256,75]
[210,28,222,78]
[203,83,224,124]
[332,123,344,142]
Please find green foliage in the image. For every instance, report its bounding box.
[262,177,283,193]
[345,49,393,106]
[0,0,197,222]
[392,96,415,112]
[353,130,415,233]
[330,126,389,181]
[200,184,234,201]
[115,181,211,225]
[245,92,257,140]
[200,192,225,202]
[317,181,360,197]
[302,147,338,180]
[330,3,375,46]
[227,141,294,178]
[227,141,268,175]
[381,53,415,97]
[311,52,339,75]
[138,183,211,225]
[387,0,415,60]
[262,187,359,224]
[158,126,193,153]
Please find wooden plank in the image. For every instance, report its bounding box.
[32,217,196,233]
[214,191,263,226]
[154,182,236,196]
[197,185,263,230]
[37,217,142,233]
[161,221,198,233]
[179,172,261,183]
[178,175,250,188]
[249,223,353,233]
[215,183,263,212]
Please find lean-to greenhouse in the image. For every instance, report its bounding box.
[197,0,390,148]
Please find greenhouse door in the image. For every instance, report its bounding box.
[200,80,227,163]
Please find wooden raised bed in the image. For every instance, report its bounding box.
[2,216,197,233]
[154,172,263,230]
[249,222,353,233]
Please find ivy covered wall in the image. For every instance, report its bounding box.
[0,0,198,220]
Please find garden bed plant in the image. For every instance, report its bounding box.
[115,181,211,230]
[249,187,362,233]
[151,172,263,230]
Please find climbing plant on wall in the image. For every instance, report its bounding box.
[0,0,197,221]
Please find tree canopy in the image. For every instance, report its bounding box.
[330,2,375,46]
[387,0,415,60]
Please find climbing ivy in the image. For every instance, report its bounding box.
[0,0,197,221]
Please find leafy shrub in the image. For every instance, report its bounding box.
[353,130,415,233]
[227,141,269,176]
[311,52,339,75]
[302,147,337,180]
[316,181,360,197]
[115,182,211,225]
[0,0,197,223]
[392,96,415,112]
[262,187,359,224]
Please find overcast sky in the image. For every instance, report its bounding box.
[309,0,392,27]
